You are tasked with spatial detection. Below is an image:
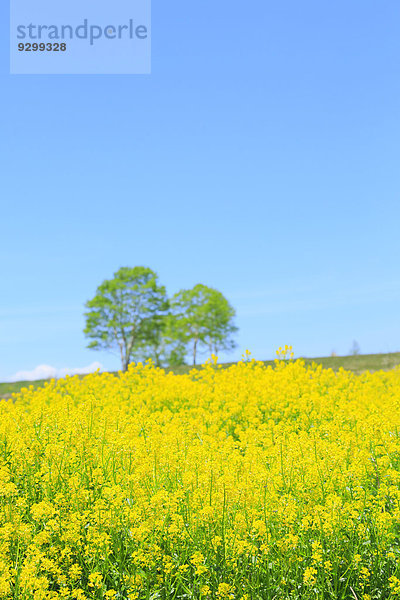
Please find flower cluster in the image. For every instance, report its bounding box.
[1,356,400,598]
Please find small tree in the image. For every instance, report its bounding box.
[170,284,237,365]
[84,267,169,371]
[350,340,360,356]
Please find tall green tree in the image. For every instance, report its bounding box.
[84,266,169,371]
[170,284,237,365]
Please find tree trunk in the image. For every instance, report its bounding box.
[122,354,130,371]
[193,338,198,365]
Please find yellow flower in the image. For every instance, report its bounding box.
[212,535,223,549]
[71,590,87,600]
[390,576,400,594]
[31,501,55,521]
[88,572,102,588]
[303,566,317,586]
[190,551,208,576]
[69,565,82,582]
[312,540,323,564]
[360,567,370,581]
[216,583,234,598]
[178,564,189,573]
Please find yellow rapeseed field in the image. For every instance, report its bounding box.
[2,349,400,599]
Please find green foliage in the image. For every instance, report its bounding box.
[135,313,187,368]
[169,284,238,365]
[84,266,169,370]
[84,269,238,370]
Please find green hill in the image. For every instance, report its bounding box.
[2,351,400,400]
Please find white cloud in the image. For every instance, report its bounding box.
[7,362,103,382]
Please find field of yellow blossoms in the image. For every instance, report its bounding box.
[2,350,400,600]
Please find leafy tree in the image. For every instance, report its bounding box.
[84,267,169,371]
[169,284,237,365]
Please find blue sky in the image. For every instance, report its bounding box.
[1,1,400,380]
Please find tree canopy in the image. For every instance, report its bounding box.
[169,284,237,365]
[84,269,237,369]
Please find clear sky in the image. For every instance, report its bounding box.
[1,1,400,380]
